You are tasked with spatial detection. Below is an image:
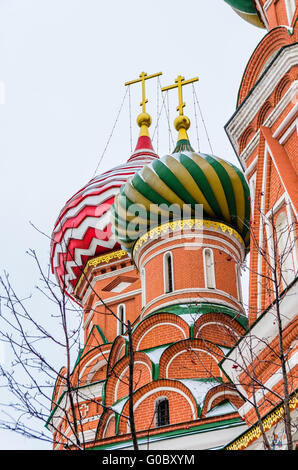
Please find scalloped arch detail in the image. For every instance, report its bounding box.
[107,336,127,376]
[104,352,153,406]
[119,379,199,434]
[158,339,224,380]
[132,312,190,351]
[274,74,292,105]
[96,409,116,440]
[71,344,111,386]
[239,125,256,153]
[194,312,246,347]
[200,384,245,418]
[238,27,295,105]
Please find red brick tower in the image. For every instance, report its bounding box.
[222,0,298,450]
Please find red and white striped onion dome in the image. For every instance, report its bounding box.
[50,114,158,298]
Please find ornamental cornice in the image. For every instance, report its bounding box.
[132,219,245,261]
[225,392,298,450]
[238,82,298,165]
[225,44,298,155]
[74,249,128,295]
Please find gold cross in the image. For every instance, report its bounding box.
[162,75,199,116]
[125,71,162,113]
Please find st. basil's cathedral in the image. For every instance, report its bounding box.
[47,0,298,450]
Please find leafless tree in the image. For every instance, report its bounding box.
[0,243,139,450]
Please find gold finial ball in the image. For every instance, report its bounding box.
[174,115,190,131]
[137,112,152,128]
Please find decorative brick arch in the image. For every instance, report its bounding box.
[107,335,127,376]
[132,312,189,351]
[159,339,224,380]
[119,379,198,434]
[257,100,273,128]
[274,74,292,105]
[239,125,255,153]
[72,344,111,387]
[105,352,153,406]
[96,409,116,440]
[194,312,246,348]
[238,27,294,105]
[200,384,245,418]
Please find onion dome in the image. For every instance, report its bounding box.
[223,0,265,28]
[50,112,158,297]
[111,111,250,254]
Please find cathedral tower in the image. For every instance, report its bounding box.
[222,0,298,450]
[48,73,252,449]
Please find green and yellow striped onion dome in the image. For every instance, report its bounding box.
[111,143,250,254]
[224,0,265,28]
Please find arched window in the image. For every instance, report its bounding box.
[235,264,243,303]
[117,304,126,336]
[155,397,169,427]
[164,252,174,294]
[276,211,294,286]
[204,248,216,289]
[249,172,256,218]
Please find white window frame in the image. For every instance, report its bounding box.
[117,304,126,336]
[163,251,174,294]
[249,171,257,220]
[203,248,216,289]
[235,263,243,304]
[275,210,295,287]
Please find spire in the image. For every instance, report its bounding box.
[125,71,162,160]
[162,75,198,153]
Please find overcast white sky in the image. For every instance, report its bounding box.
[0,0,264,449]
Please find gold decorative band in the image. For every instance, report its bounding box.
[226,393,298,450]
[87,250,128,268]
[74,250,128,294]
[133,219,245,257]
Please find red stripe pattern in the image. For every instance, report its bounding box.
[50,137,158,297]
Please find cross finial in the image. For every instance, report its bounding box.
[125,71,162,114]
[162,75,199,116]
[162,74,198,151]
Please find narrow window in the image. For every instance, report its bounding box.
[117,304,125,336]
[164,252,174,293]
[249,172,256,219]
[276,211,294,286]
[204,248,216,289]
[235,264,243,303]
[155,398,169,427]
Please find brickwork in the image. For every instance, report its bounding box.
[201,384,245,417]
[50,4,298,450]
[158,339,224,380]
[118,379,199,434]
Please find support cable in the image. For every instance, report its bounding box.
[192,84,200,152]
[91,86,129,178]
[128,85,133,154]
[193,84,214,155]
[152,77,174,152]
